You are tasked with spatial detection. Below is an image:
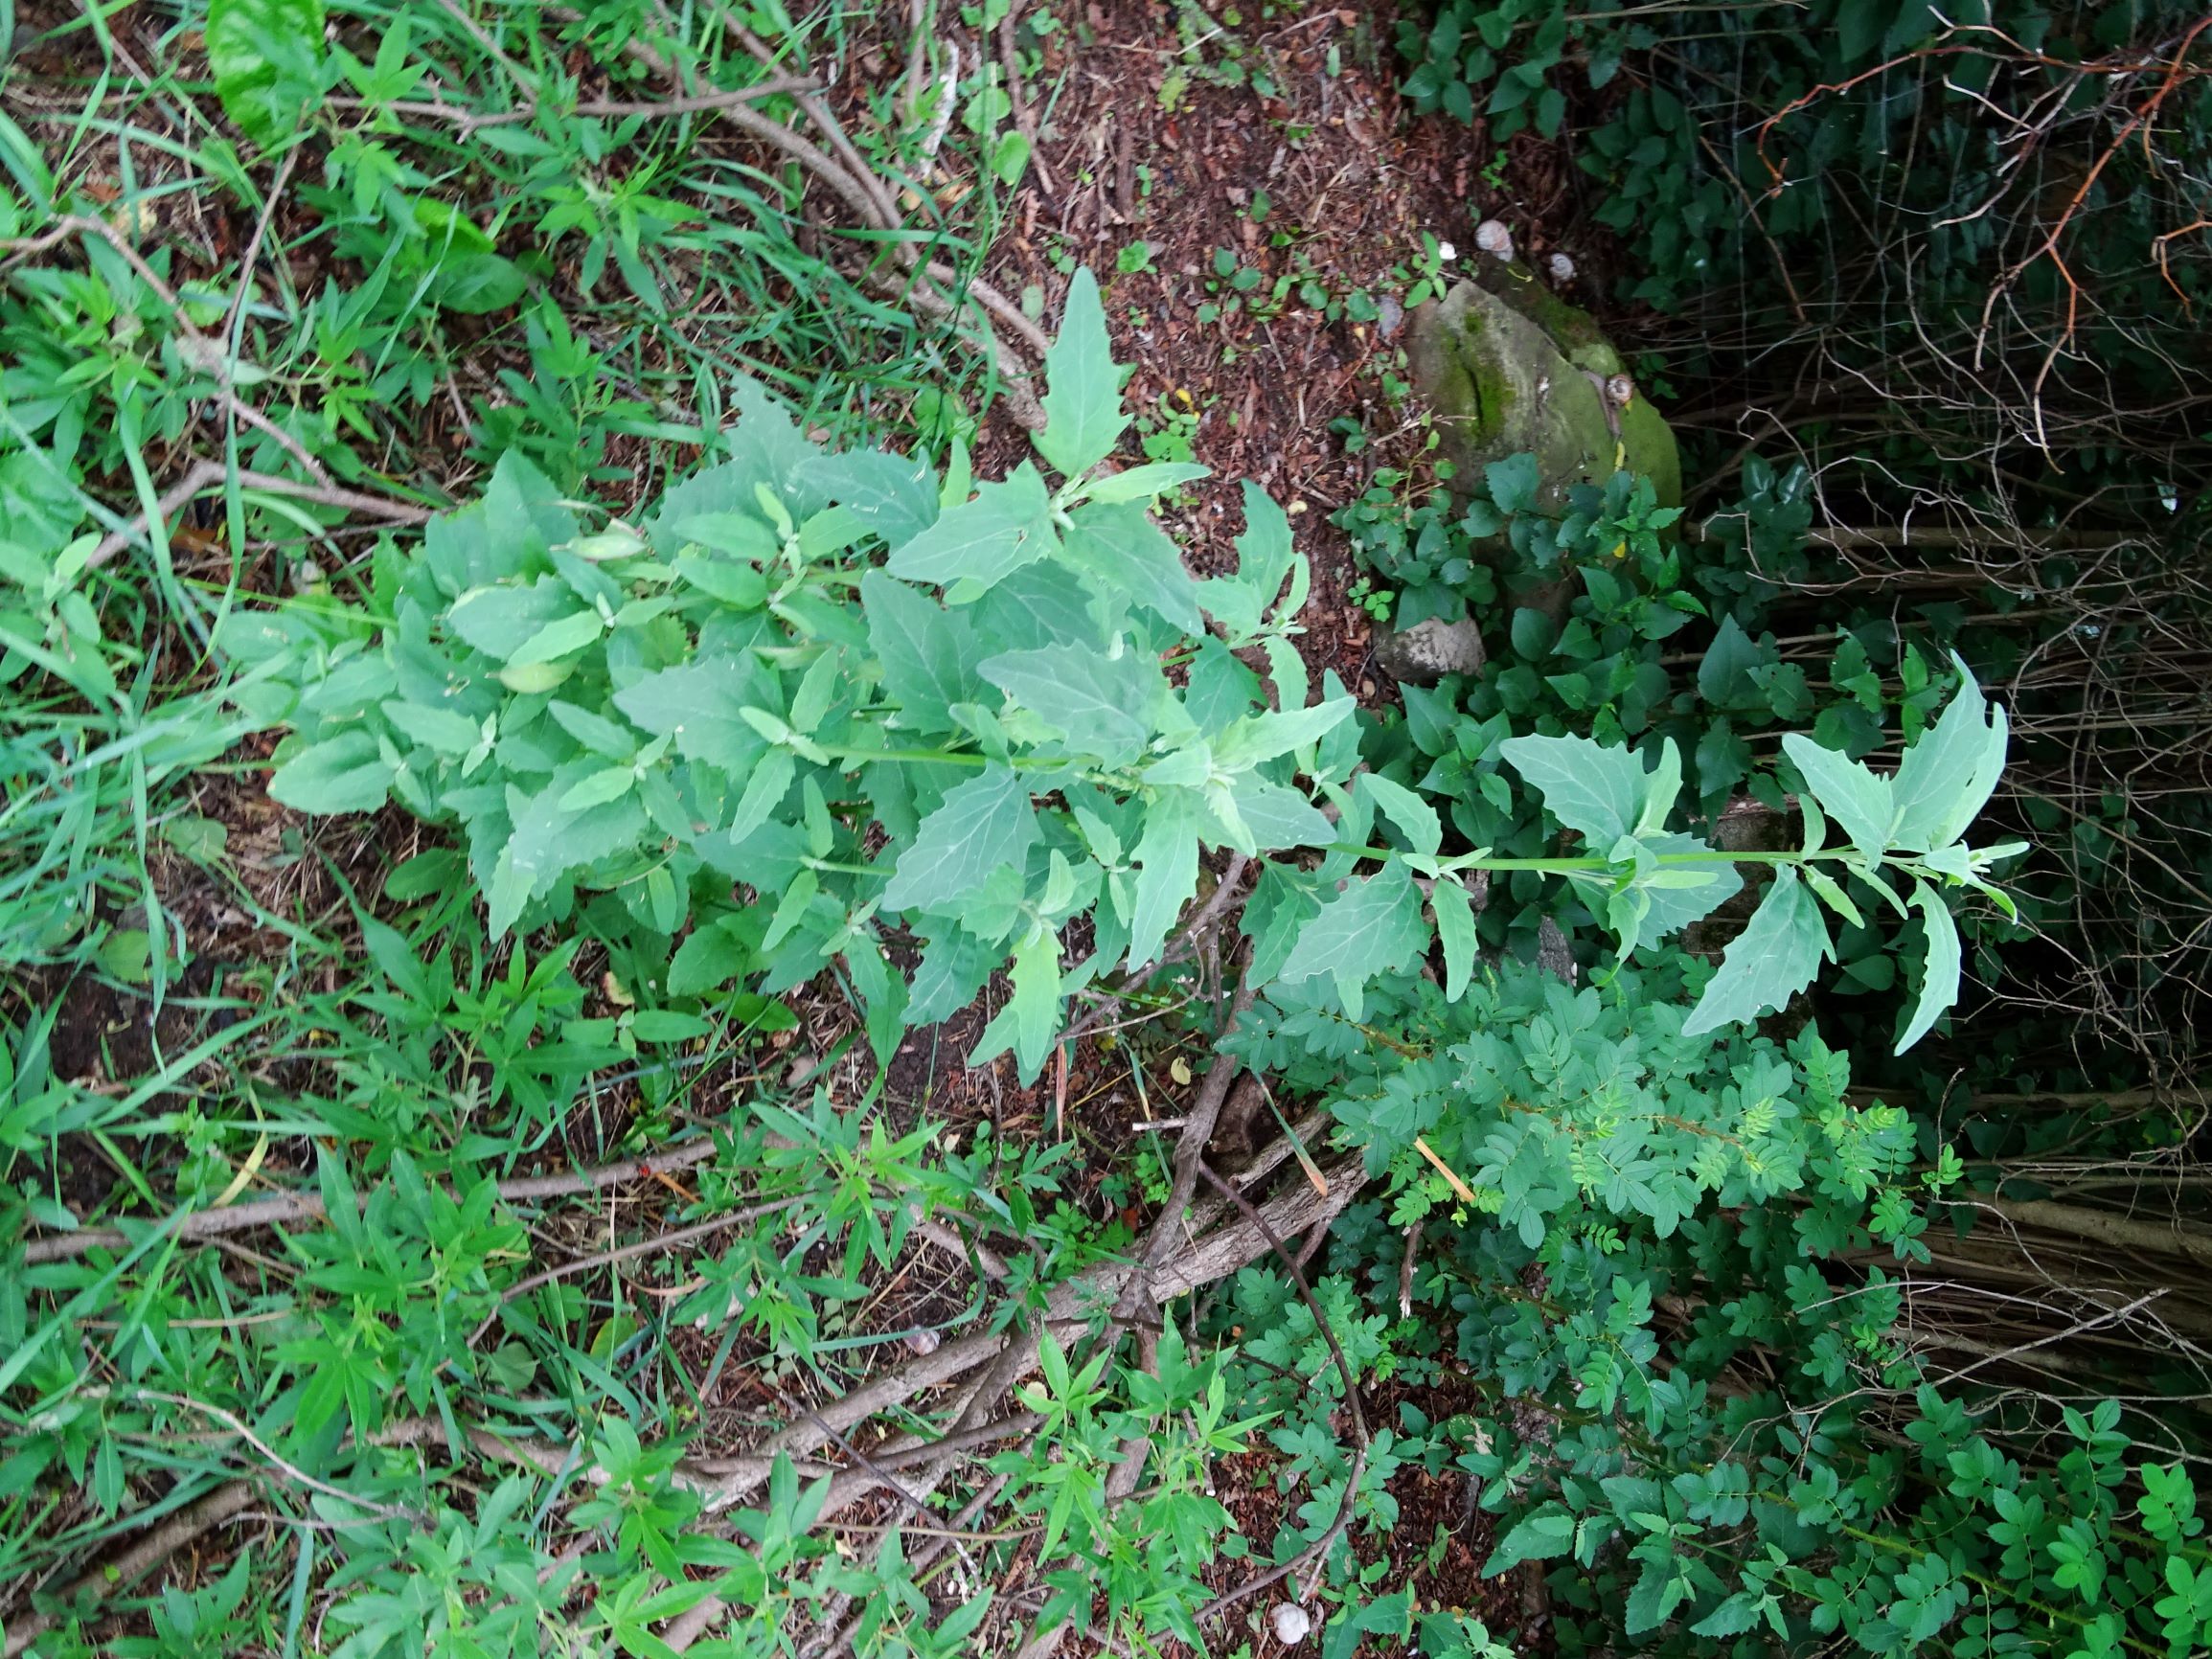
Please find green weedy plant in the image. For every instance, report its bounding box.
[233,269,2015,1088]
[1217,943,2212,1657]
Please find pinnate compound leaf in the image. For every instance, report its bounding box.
[880,764,1040,913]
[1682,866,1831,1035]
[1891,656,2009,852]
[1500,733,1646,845]
[207,0,325,143]
[1035,268,1129,477]
[861,570,979,736]
[1782,734,1894,862]
[1896,881,1962,1055]
[886,465,1056,600]
[980,644,1159,765]
[1283,861,1427,1020]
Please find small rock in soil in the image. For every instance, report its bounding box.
[1375,616,1487,684]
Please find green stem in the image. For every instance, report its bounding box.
[805,858,886,877]
[819,745,991,767]
[1329,844,1863,873]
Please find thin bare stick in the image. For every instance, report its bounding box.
[327,79,821,132]
[85,461,436,570]
[0,1481,255,1659]
[1191,1158,1367,1622]
[3,215,327,482]
[21,1133,729,1262]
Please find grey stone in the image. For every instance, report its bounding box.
[1374,615,1487,684]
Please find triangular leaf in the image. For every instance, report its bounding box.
[1500,733,1646,845]
[1035,268,1129,478]
[1891,656,2008,852]
[1059,499,1205,636]
[1682,866,1831,1035]
[1896,881,1962,1054]
[886,465,1058,601]
[1281,861,1427,1021]
[862,570,981,736]
[980,644,1161,766]
[1782,734,1894,863]
[881,765,1040,913]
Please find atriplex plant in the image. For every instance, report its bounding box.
[234,268,2018,1071]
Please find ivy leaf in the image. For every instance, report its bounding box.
[1035,267,1129,478]
[1500,733,1646,845]
[980,644,1160,766]
[1283,862,1427,1020]
[1432,876,1478,1001]
[268,732,394,814]
[1059,500,1205,635]
[1682,867,1831,1035]
[1896,881,1962,1055]
[861,570,979,736]
[886,465,1057,602]
[881,764,1040,913]
[1890,656,2008,852]
[1782,734,1894,863]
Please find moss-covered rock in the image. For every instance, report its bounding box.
[1407,271,1680,512]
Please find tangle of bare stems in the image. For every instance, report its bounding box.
[1749,16,2212,450]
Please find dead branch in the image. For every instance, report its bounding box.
[0,1480,254,1659]
[19,1134,730,1262]
[85,459,435,572]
